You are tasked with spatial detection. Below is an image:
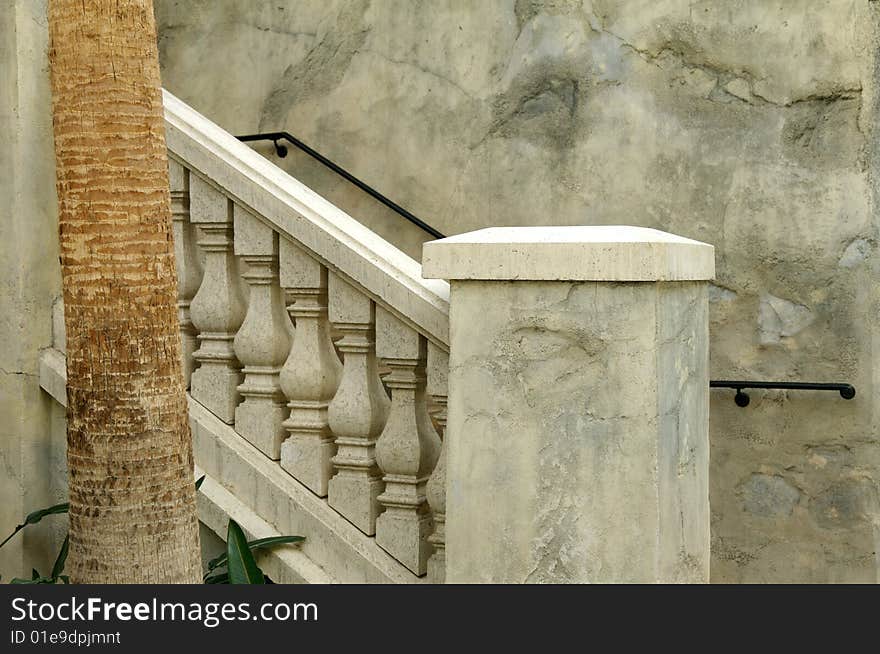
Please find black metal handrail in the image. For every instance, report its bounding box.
[236,131,446,239]
[710,380,856,407]
[237,131,857,412]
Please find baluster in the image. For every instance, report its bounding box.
[279,242,343,496]
[232,207,292,459]
[327,274,390,533]
[168,160,202,387]
[374,307,441,575]
[188,175,246,423]
[425,344,448,583]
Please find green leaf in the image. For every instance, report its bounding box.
[204,572,229,584]
[195,475,206,491]
[24,503,70,525]
[59,575,70,584]
[225,520,265,585]
[207,535,305,572]
[50,535,69,580]
[31,569,40,580]
[11,575,55,585]
[0,503,69,550]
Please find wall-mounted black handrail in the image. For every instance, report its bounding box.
[710,380,856,407]
[236,132,858,413]
[236,131,446,240]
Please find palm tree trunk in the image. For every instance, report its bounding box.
[47,0,201,583]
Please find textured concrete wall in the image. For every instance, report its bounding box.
[0,0,66,578]
[444,280,709,583]
[155,1,880,582]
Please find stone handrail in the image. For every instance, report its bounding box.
[163,90,450,348]
[163,90,449,579]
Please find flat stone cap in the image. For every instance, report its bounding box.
[422,226,715,282]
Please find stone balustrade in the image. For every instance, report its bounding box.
[164,90,451,579]
[171,161,449,576]
[38,92,714,583]
[30,87,714,584]
[149,91,713,583]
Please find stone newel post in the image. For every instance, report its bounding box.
[422,226,714,583]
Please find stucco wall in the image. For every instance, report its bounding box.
[0,0,66,578]
[155,0,880,582]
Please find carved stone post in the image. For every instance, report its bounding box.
[423,226,714,583]
[327,274,390,533]
[233,207,291,459]
[279,242,342,496]
[168,160,201,388]
[425,343,448,583]
[188,175,246,423]
[374,307,441,575]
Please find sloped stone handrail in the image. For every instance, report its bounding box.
[163,90,449,348]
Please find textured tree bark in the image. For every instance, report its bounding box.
[47,0,201,583]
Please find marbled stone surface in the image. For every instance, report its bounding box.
[445,280,709,583]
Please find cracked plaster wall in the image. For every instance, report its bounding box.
[156,0,880,582]
[1,0,66,578]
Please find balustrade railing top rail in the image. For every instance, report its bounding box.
[162,90,450,349]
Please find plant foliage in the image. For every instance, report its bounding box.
[2,475,303,584]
